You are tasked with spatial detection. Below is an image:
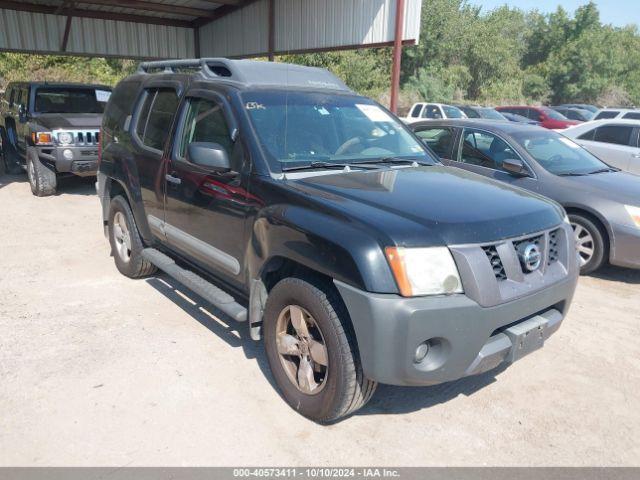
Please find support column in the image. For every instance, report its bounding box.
[268,0,275,61]
[390,0,405,114]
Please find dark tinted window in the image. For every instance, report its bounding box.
[410,104,423,118]
[177,97,233,159]
[103,81,140,133]
[594,126,634,146]
[578,129,596,141]
[527,109,543,121]
[136,88,179,151]
[462,107,480,118]
[623,112,640,120]
[414,127,454,158]
[594,111,619,120]
[34,87,109,114]
[460,129,519,171]
[423,105,442,119]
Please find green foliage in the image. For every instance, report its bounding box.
[1,0,638,107]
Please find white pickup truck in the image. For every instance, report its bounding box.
[404,102,467,124]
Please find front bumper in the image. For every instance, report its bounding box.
[335,274,578,387]
[37,145,99,176]
[610,223,640,269]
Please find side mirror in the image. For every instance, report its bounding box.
[502,158,529,176]
[187,142,231,172]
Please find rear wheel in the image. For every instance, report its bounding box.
[569,214,606,274]
[263,277,377,423]
[108,195,157,278]
[26,147,57,196]
[0,127,23,175]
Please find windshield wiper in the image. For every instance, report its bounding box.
[557,172,590,177]
[587,167,618,175]
[351,157,431,167]
[281,161,377,172]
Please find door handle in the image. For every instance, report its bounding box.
[166,174,182,185]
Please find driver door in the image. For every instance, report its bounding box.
[163,90,252,288]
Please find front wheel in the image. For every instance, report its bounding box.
[263,277,377,423]
[26,148,57,196]
[569,214,606,274]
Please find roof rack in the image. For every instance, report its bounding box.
[137,58,239,80]
[135,57,351,93]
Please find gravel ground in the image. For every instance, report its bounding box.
[1,173,639,466]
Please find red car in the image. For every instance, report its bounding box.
[496,106,581,130]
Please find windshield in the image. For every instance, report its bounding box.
[34,87,111,114]
[443,106,465,118]
[512,130,610,175]
[540,107,568,121]
[480,108,506,120]
[242,91,436,171]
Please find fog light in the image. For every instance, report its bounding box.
[414,342,430,363]
[62,149,74,160]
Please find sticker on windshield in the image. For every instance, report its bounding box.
[246,102,266,110]
[95,90,111,102]
[356,104,393,122]
[559,137,580,149]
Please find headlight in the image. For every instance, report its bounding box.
[385,247,463,297]
[58,132,74,145]
[625,205,640,228]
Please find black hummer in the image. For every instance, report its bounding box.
[0,82,111,196]
[98,59,579,423]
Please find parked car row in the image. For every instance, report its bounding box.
[0,59,637,424]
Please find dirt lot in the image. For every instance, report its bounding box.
[1,173,639,466]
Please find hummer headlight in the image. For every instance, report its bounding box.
[58,132,74,145]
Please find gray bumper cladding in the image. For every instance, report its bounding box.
[464,308,563,377]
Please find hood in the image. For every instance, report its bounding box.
[563,171,640,205]
[288,166,563,247]
[32,113,103,130]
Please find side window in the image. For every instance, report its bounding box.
[460,129,519,171]
[623,112,640,120]
[414,127,454,159]
[578,128,596,141]
[527,109,542,121]
[410,104,423,118]
[6,87,13,107]
[103,81,140,133]
[422,105,442,119]
[135,88,179,152]
[594,126,634,146]
[177,97,233,161]
[594,111,619,120]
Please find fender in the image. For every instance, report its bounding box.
[247,204,399,294]
[100,143,156,244]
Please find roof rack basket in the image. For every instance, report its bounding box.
[137,58,238,80]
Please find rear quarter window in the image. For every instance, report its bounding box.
[594,111,619,120]
[103,81,141,134]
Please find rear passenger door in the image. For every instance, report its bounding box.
[131,83,181,235]
[163,90,252,288]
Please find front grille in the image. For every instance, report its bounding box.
[513,234,543,254]
[548,229,560,265]
[75,131,99,145]
[483,246,507,281]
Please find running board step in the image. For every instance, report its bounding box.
[142,248,247,323]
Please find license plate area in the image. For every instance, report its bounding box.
[504,316,547,363]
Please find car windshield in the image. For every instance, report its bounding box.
[443,106,465,118]
[512,130,610,175]
[242,90,436,171]
[541,108,568,121]
[34,87,111,114]
[480,108,506,120]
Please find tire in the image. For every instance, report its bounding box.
[263,276,377,423]
[569,213,606,275]
[0,127,24,175]
[26,147,57,196]
[108,195,157,278]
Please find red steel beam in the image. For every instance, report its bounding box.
[390,0,405,114]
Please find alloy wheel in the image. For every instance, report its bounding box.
[571,221,595,267]
[275,305,329,395]
[112,211,132,263]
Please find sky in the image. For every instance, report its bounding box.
[473,0,639,27]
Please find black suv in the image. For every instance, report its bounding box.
[98,59,579,423]
[0,82,111,195]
